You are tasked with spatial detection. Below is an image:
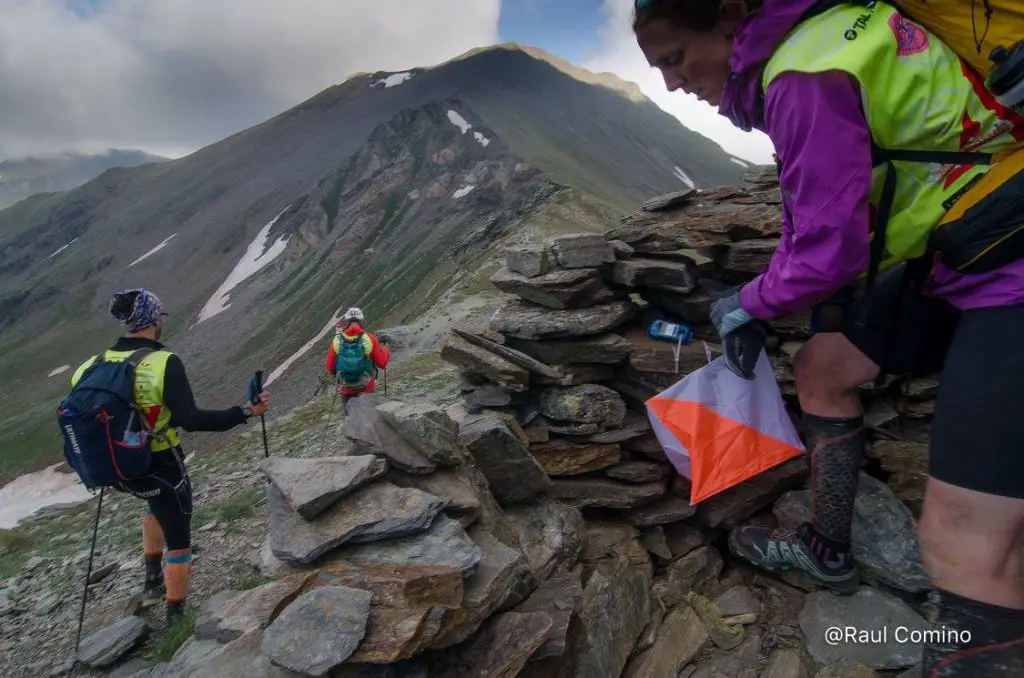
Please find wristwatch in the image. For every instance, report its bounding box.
[242,405,254,419]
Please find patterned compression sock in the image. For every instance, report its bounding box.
[923,588,1024,676]
[804,414,865,542]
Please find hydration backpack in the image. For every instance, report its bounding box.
[335,335,374,389]
[56,349,159,490]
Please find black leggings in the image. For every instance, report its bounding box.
[117,447,193,550]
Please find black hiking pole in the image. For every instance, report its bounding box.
[70,487,105,677]
[250,371,269,459]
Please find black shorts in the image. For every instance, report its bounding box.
[817,265,1024,499]
[117,447,193,550]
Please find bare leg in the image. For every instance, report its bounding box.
[919,479,1024,676]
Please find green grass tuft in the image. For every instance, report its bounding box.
[150,612,197,663]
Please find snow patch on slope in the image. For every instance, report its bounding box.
[447,110,471,134]
[196,208,290,324]
[265,307,345,387]
[48,238,79,259]
[674,166,696,189]
[730,157,750,168]
[446,110,491,148]
[48,365,70,377]
[452,185,476,199]
[0,463,93,529]
[129,233,177,267]
[373,72,414,88]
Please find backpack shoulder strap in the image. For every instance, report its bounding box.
[125,347,157,367]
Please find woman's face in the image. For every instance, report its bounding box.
[636,18,735,107]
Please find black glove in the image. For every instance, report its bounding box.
[722,322,767,380]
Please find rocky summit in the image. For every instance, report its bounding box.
[0,168,941,678]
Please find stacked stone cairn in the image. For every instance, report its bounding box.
[110,167,940,677]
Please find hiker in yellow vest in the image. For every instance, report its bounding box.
[634,0,1024,673]
[71,289,269,622]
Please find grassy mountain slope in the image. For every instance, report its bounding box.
[0,150,168,211]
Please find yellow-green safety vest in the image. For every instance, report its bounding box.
[71,349,180,451]
[762,1,1023,274]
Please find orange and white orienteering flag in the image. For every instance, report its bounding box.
[646,349,804,504]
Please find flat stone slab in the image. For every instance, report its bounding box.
[263,456,388,520]
[433,611,553,678]
[491,265,614,309]
[539,384,626,429]
[513,568,583,661]
[506,244,552,277]
[77,616,149,668]
[267,482,445,565]
[439,334,530,392]
[490,300,638,340]
[261,586,372,676]
[606,461,670,483]
[550,477,667,510]
[506,333,632,365]
[314,562,464,609]
[623,603,710,678]
[375,401,466,466]
[344,398,437,474]
[622,496,697,527]
[799,587,927,669]
[459,411,550,505]
[325,514,484,574]
[195,572,315,643]
[431,526,534,648]
[505,500,585,582]
[530,439,621,476]
[571,555,651,678]
[550,233,616,268]
[606,256,697,293]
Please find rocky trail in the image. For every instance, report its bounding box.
[0,167,939,677]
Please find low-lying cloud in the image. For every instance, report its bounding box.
[0,0,501,159]
[584,0,775,165]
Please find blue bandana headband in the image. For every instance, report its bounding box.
[111,288,167,332]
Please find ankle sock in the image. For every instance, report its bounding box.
[802,524,853,571]
[144,553,163,587]
[923,588,1024,676]
[804,413,865,545]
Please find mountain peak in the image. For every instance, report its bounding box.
[438,42,648,104]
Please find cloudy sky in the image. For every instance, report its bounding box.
[0,0,775,163]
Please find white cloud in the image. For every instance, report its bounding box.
[0,0,501,159]
[584,0,776,165]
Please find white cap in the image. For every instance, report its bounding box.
[343,307,364,321]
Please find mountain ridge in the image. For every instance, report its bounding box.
[0,42,745,482]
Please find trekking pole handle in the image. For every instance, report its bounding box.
[249,371,264,405]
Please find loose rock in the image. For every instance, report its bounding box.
[623,603,710,678]
[459,411,550,505]
[799,587,927,669]
[490,299,638,340]
[550,477,667,510]
[507,244,552,277]
[263,456,388,520]
[550,233,616,269]
[266,482,445,565]
[530,439,621,476]
[513,568,583,661]
[505,500,586,582]
[261,586,372,676]
[773,472,930,593]
[375,401,467,466]
[77,616,149,668]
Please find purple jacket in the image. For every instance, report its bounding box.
[719,0,1024,320]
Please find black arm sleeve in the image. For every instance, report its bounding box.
[162,355,248,432]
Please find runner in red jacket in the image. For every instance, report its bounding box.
[325,307,390,408]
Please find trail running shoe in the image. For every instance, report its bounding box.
[728,522,860,595]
